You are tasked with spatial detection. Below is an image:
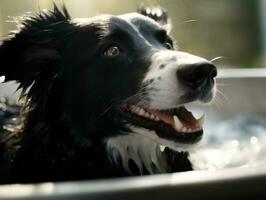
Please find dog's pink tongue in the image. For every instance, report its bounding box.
[149,110,174,127]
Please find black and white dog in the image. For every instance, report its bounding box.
[0,4,217,183]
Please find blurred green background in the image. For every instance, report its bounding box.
[0,0,265,68]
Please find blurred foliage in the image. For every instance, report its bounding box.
[0,0,264,68]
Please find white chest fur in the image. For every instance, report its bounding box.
[106,133,169,174]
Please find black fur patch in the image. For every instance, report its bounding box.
[0,4,192,184]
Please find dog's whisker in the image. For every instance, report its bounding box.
[121,84,153,103]
[211,91,224,110]
[212,97,222,111]
[216,83,228,87]
[122,92,148,103]
[94,105,113,120]
[210,56,226,63]
[181,19,197,25]
[216,89,229,103]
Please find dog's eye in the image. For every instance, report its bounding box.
[103,46,122,58]
[164,42,173,50]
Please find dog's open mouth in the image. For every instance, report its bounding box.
[119,104,204,144]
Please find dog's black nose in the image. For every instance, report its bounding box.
[177,62,217,89]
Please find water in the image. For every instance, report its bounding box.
[190,113,266,171]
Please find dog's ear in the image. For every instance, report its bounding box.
[138,5,170,26]
[0,4,75,89]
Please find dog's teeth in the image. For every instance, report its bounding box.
[150,114,155,119]
[173,115,182,130]
[138,108,145,116]
[182,127,187,132]
[160,145,166,152]
[145,112,150,118]
[155,116,160,121]
[197,114,205,127]
[130,105,137,111]
[195,127,201,131]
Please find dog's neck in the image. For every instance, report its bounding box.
[106,131,169,175]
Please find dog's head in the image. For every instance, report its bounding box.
[0,5,216,150]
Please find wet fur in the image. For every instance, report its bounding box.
[0,5,193,184]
